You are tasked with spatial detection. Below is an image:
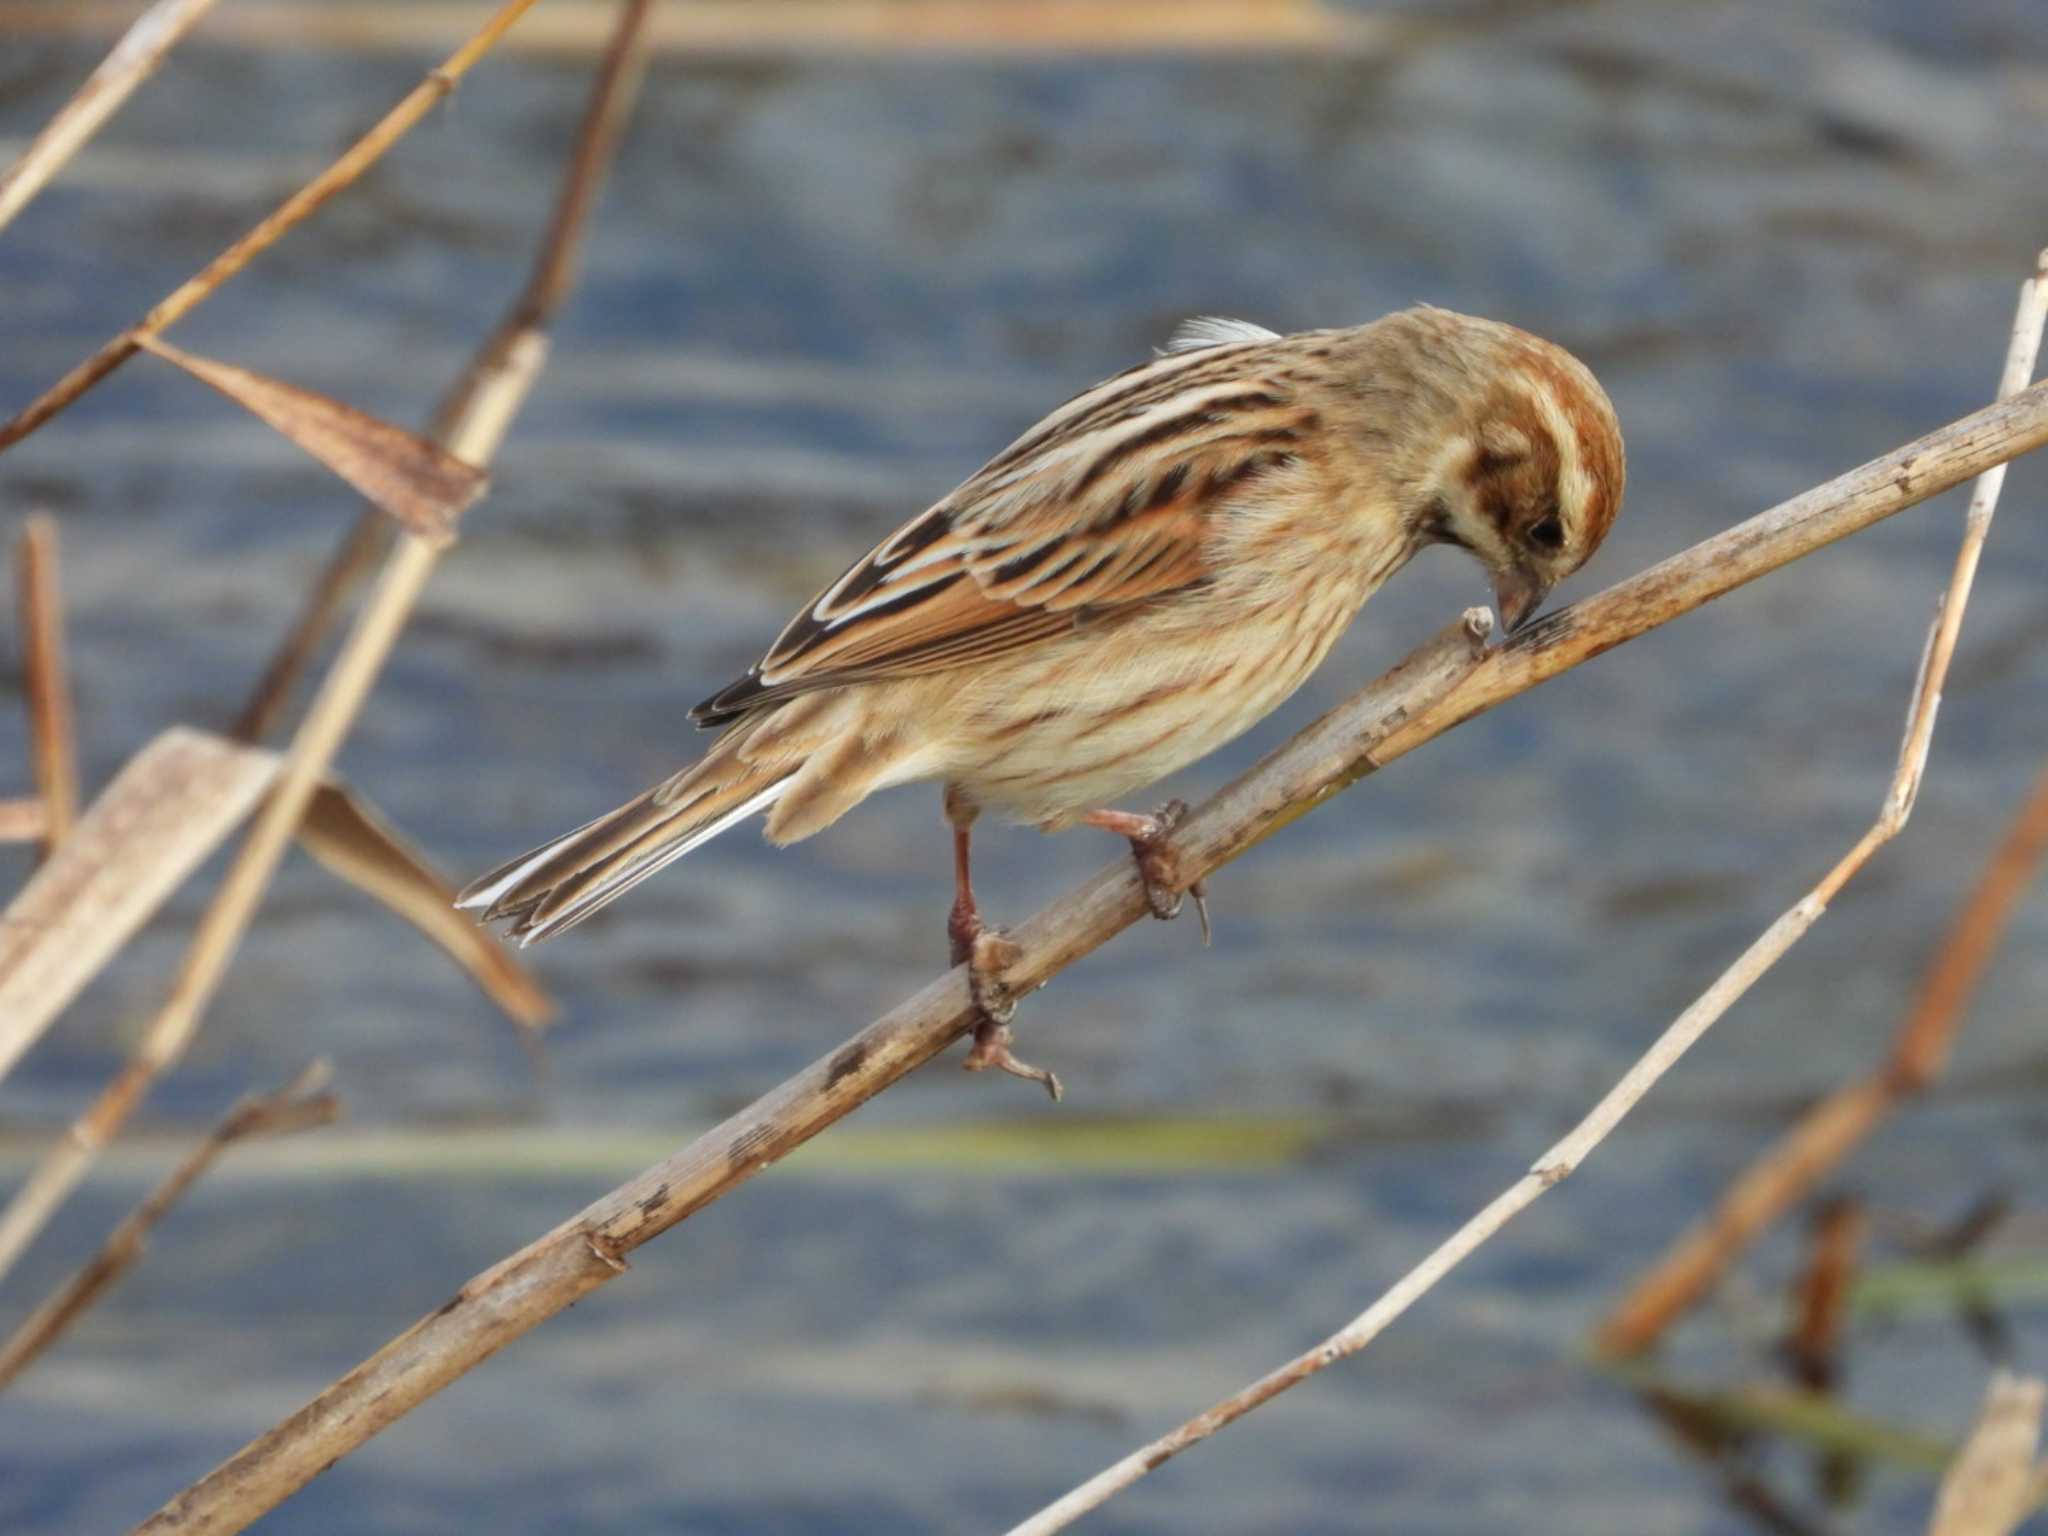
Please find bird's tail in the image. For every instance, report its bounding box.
[457,762,795,946]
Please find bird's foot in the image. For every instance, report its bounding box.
[965,1008,1063,1103]
[950,921,1060,1100]
[957,926,1021,1023]
[1086,800,1211,945]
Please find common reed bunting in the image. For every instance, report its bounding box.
[461,307,1625,1093]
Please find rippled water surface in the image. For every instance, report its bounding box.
[3,2,2048,1531]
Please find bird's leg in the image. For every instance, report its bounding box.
[948,822,1024,1023]
[945,820,989,967]
[1081,799,1211,945]
[945,794,1060,1101]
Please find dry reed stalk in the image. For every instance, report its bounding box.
[1890,766,2048,1089]
[134,369,2048,1536]
[0,729,279,1084]
[231,0,648,744]
[1594,260,2048,1357]
[0,798,48,842]
[0,1063,339,1391]
[227,515,385,743]
[1597,753,2048,1356]
[1929,1373,2046,1536]
[15,514,79,858]
[0,0,223,233]
[1787,1198,1865,1392]
[0,0,542,454]
[0,1,1387,58]
[1005,254,2048,1535]
[0,540,446,1282]
[0,0,649,1290]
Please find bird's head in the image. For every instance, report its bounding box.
[1402,312,1626,634]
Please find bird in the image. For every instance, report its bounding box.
[459,305,1625,1094]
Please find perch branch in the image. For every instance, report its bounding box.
[0,1063,339,1391]
[16,513,80,858]
[134,373,2048,1536]
[1005,251,2048,1535]
[132,613,1489,1536]
[0,0,648,1286]
[0,0,542,453]
[0,0,224,234]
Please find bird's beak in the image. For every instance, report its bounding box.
[1491,567,1551,636]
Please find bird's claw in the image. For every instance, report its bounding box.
[952,924,1059,1099]
[964,1012,1063,1102]
[1126,800,1212,947]
[965,927,1022,1024]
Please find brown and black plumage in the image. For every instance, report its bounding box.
[461,306,1624,1080]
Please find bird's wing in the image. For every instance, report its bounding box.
[692,323,1313,725]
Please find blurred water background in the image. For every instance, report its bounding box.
[2,1,2048,1530]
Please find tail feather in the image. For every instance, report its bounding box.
[458,771,792,946]
[469,772,724,915]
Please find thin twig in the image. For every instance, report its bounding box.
[135,373,2048,1536]
[1591,755,2048,1357]
[1004,252,2048,1534]
[229,0,647,744]
[0,0,223,234]
[0,0,543,454]
[1008,903,1823,1535]
[0,1064,339,1391]
[15,513,80,859]
[1786,1197,1865,1392]
[1891,759,2048,1089]
[1595,253,2048,1356]
[0,0,649,1287]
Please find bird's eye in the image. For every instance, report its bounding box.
[1528,514,1565,551]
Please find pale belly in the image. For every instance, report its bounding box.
[940,594,1360,828]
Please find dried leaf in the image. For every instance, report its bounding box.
[0,727,280,1083]
[298,780,554,1032]
[134,333,484,545]
[1929,1373,2045,1536]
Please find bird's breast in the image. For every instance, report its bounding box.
[941,578,1373,828]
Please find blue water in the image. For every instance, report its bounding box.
[2,3,2047,1531]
